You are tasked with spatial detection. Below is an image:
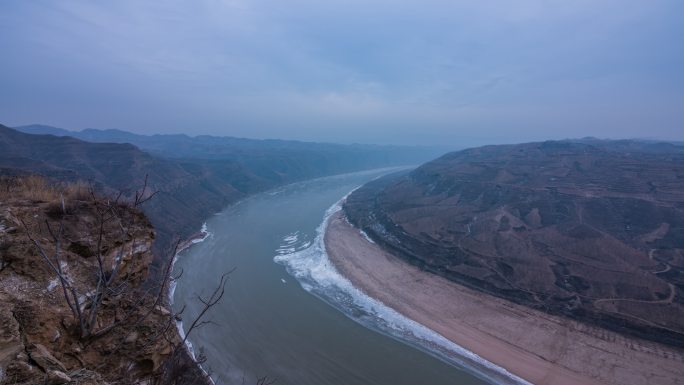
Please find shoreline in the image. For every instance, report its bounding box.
[168,169,402,385]
[276,197,531,385]
[324,210,684,385]
[168,222,216,385]
[176,222,212,255]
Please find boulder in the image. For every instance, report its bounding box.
[2,360,42,384]
[124,331,138,344]
[28,344,67,372]
[0,306,24,377]
[46,369,71,384]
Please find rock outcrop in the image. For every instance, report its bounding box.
[0,177,189,384]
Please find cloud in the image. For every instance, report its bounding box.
[0,0,682,145]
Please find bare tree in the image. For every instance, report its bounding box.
[181,271,231,345]
[155,270,234,385]
[21,177,158,339]
[17,176,254,384]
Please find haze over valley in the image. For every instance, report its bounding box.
[1,1,683,385]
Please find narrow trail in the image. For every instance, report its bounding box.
[594,249,676,306]
[593,282,676,306]
[649,248,673,274]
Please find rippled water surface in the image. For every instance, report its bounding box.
[173,169,492,385]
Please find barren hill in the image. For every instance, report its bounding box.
[344,140,684,347]
[1,124,439,262]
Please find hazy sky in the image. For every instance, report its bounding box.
[1,0,682,146]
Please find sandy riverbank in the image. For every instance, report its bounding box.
[324,211,684,385]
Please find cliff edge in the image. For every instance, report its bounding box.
[0,176,194,384]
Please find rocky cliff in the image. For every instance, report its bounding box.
[0,124,444,274]
[0,176,192,384]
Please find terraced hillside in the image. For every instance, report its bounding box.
[344,140,684,347]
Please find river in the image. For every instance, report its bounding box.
[172,168,490,385]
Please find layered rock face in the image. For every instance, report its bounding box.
[0,177,183,384]
[345,140,684,347]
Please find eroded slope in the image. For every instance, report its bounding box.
[345,140,684,347]
[0,177,186,384]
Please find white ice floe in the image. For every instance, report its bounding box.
[274,194,532,385]
[359,229,375,244]
[192,222,213,245]
[169,220,217,385]
[275,231,313,256]
[282,232,299,244]
[275,247,296,255]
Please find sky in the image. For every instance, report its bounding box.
[0,0,682,146]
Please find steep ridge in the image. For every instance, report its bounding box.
[344,140,684,347]
[0,124,241,263]
[1,124,441,264]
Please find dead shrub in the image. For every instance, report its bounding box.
[63,180,91,201]
[0,175,92,206]
[19,175,59,202]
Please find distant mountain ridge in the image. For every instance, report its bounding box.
[1,124,446,276]
[14,124,448,163]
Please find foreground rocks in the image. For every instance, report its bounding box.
[0,177,203,384]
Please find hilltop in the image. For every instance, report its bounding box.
[0,176,198,384]
[344,140,684,347]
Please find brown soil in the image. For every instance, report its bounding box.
[0,177,196,384]
[326,211,684,385]
[344,140,684,347]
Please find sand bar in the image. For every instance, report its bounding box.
[325,211,684,385]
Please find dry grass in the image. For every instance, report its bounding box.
[0,175,91,203]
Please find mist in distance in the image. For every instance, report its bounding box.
[0,0,682,147]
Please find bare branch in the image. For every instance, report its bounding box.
[20,218,82,321]
[181,270,233,345]
[133,174,159,207]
